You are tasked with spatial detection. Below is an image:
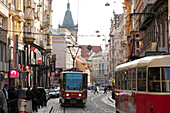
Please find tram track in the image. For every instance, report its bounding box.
[63,106,87,113]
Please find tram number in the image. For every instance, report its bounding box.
[70,99,76,104]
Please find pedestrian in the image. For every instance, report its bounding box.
[16,84,26,112]
[2,84,9,101]
[32,84,40,112]
[26,87,35,113]
[94,86,99,94]
[8,87,17,113]
[0,90,7,113]
[2,84,9,112]
[103,86,107,94]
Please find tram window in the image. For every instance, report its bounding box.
[124,71,128,90]
[121,72,124,90]
[115,73,118,89]
[148,68,161,92]
[161,67,170,92]
[137,68,146,91]
[132,69,136,91]
[63,74,66,90]
[128,70,132,90]
[115,72,120,89]
[118,74,121,89]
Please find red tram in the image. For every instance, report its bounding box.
[115,55,170,113]
[59,71,88,106]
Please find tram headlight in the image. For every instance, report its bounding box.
[66,93,69,96]
[78,94,82,97]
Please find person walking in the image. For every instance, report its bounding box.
[0,90,7,113]
[26,87,35,113]
[32,84,40,112]
[16,85,26,113]
[103,86,107,94]
[8,87,17,113]
[2,84,9,101]
[94,86,99,94]
[2,84,9,113]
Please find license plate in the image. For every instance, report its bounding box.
[70,99,76,104]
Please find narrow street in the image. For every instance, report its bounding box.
[37,91,115,113]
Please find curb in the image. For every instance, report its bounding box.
[108,96,115,103]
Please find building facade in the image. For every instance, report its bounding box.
[92,51,109,85]
[0,0,9,88]
[52,28,76,70]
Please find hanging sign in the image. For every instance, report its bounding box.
[10,69,18,78]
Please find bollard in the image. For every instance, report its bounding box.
[20,100,26,113]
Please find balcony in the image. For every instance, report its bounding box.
[139,4,154,31]
[9,3,15,16]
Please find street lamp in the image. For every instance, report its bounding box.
[95,30,107,50]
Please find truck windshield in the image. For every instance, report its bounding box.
[66,73,83,91]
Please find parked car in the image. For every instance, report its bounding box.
[49,89,59,98]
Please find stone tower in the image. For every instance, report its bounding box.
[59,0,78,42]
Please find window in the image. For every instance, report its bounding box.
[124,71,128,90]
[137,68,146,91]
[148,67,160,92]
[161,67,170,92]
[132,69,136,91]
[115,72,121,89]
[120,72,124,90]
[128,70,132,90]
[65,73,83,90]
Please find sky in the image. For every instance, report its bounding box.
[52,0,124,47]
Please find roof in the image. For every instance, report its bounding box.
[60,2,75,28]
[79,45,102,58]
[115,55,170,71]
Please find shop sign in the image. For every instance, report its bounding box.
[30,46,42,65]
[10,69,18,78]
[38,59,42,64]
[23,66,31,72]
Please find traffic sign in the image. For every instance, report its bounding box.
[87,45,92,50]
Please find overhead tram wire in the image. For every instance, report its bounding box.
[0,29,50,36]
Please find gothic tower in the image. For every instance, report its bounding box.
[59,0,78,42]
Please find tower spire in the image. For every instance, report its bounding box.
[67,0,70,10]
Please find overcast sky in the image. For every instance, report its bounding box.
[52,0,124,47]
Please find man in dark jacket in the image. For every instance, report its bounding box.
[2,84,8,100]
[32,84,40,112]
[103,86,107,94]
[26,87,35,113]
